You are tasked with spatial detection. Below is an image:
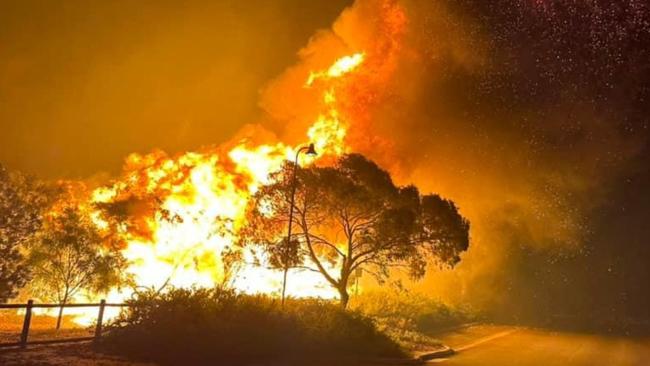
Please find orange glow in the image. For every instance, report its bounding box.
[306,53,365,86]
[101,53,365,296]
[31,0,411,325]
[48,52,367,326]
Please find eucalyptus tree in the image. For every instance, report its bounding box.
[241,154,470,308]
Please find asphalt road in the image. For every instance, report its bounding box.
[429,325,650,366]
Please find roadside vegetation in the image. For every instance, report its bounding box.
[351,290,478,351]
[100,287,479,363]
[101,288,404,364]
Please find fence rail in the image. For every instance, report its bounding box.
[0,299,134,349]
[0,302,128,309]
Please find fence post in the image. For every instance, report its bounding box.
[20,299,33,348]
[94,299,106,342]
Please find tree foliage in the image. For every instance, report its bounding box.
[241,154,470,307]
[29,206,129,328]
[0,164,50,302]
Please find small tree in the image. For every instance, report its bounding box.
[0,165,50,303]
[29,206,128,329]
[241,154,470,308]
[219,246,244,289]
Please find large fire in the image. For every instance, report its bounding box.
[35,0,407,325]
[98,51,362,295]
[45,52,366,324]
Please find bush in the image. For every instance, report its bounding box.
[101,288,403,364]
[350,290,478,349]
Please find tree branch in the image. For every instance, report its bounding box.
[298,214,338,287]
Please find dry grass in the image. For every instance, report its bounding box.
[0,310,149,366]
[0,311,92,344]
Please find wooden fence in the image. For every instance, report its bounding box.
[0,300,133,349]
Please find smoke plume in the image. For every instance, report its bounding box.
[258,0,650,323]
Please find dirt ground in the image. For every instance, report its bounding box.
[0,311,147,365]
[0,342,155,366]
[0,343,430,366]
[0,312,94,344]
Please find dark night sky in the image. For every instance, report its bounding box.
[1,0,648,325]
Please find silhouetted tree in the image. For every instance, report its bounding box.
[219,246,244,289]
[0,165,50,303]
[29,206,128,329]
[241,154,470,308]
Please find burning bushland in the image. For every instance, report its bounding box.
[3,0,647,353]
[0,3,474,350]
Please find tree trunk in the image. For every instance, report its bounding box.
[338,259,351,309]
[281,267,288,307]
[338,285,350,309]
[56,293,68,331]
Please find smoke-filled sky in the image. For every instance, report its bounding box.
[1,0,649,324]
[0,0,351,177]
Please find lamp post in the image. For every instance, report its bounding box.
[281,143,317,306]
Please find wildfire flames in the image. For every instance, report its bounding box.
[92,52,364,299]
[46,52,365,324]
[35,0,407,325]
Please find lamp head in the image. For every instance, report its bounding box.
[305,143,317,156]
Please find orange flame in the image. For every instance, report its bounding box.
[36,0,410,326]
[87,53,365,304]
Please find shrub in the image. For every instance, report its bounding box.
[101,288,403,364]
[350,290,478,349]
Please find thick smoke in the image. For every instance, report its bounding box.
[259,0,650,324]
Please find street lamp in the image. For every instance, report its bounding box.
[281,143,317,306]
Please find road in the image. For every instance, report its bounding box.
[428,324,650,366]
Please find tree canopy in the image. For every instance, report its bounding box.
[29,206,129,328]
[240,154,470,307]
[0,165,50,302]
